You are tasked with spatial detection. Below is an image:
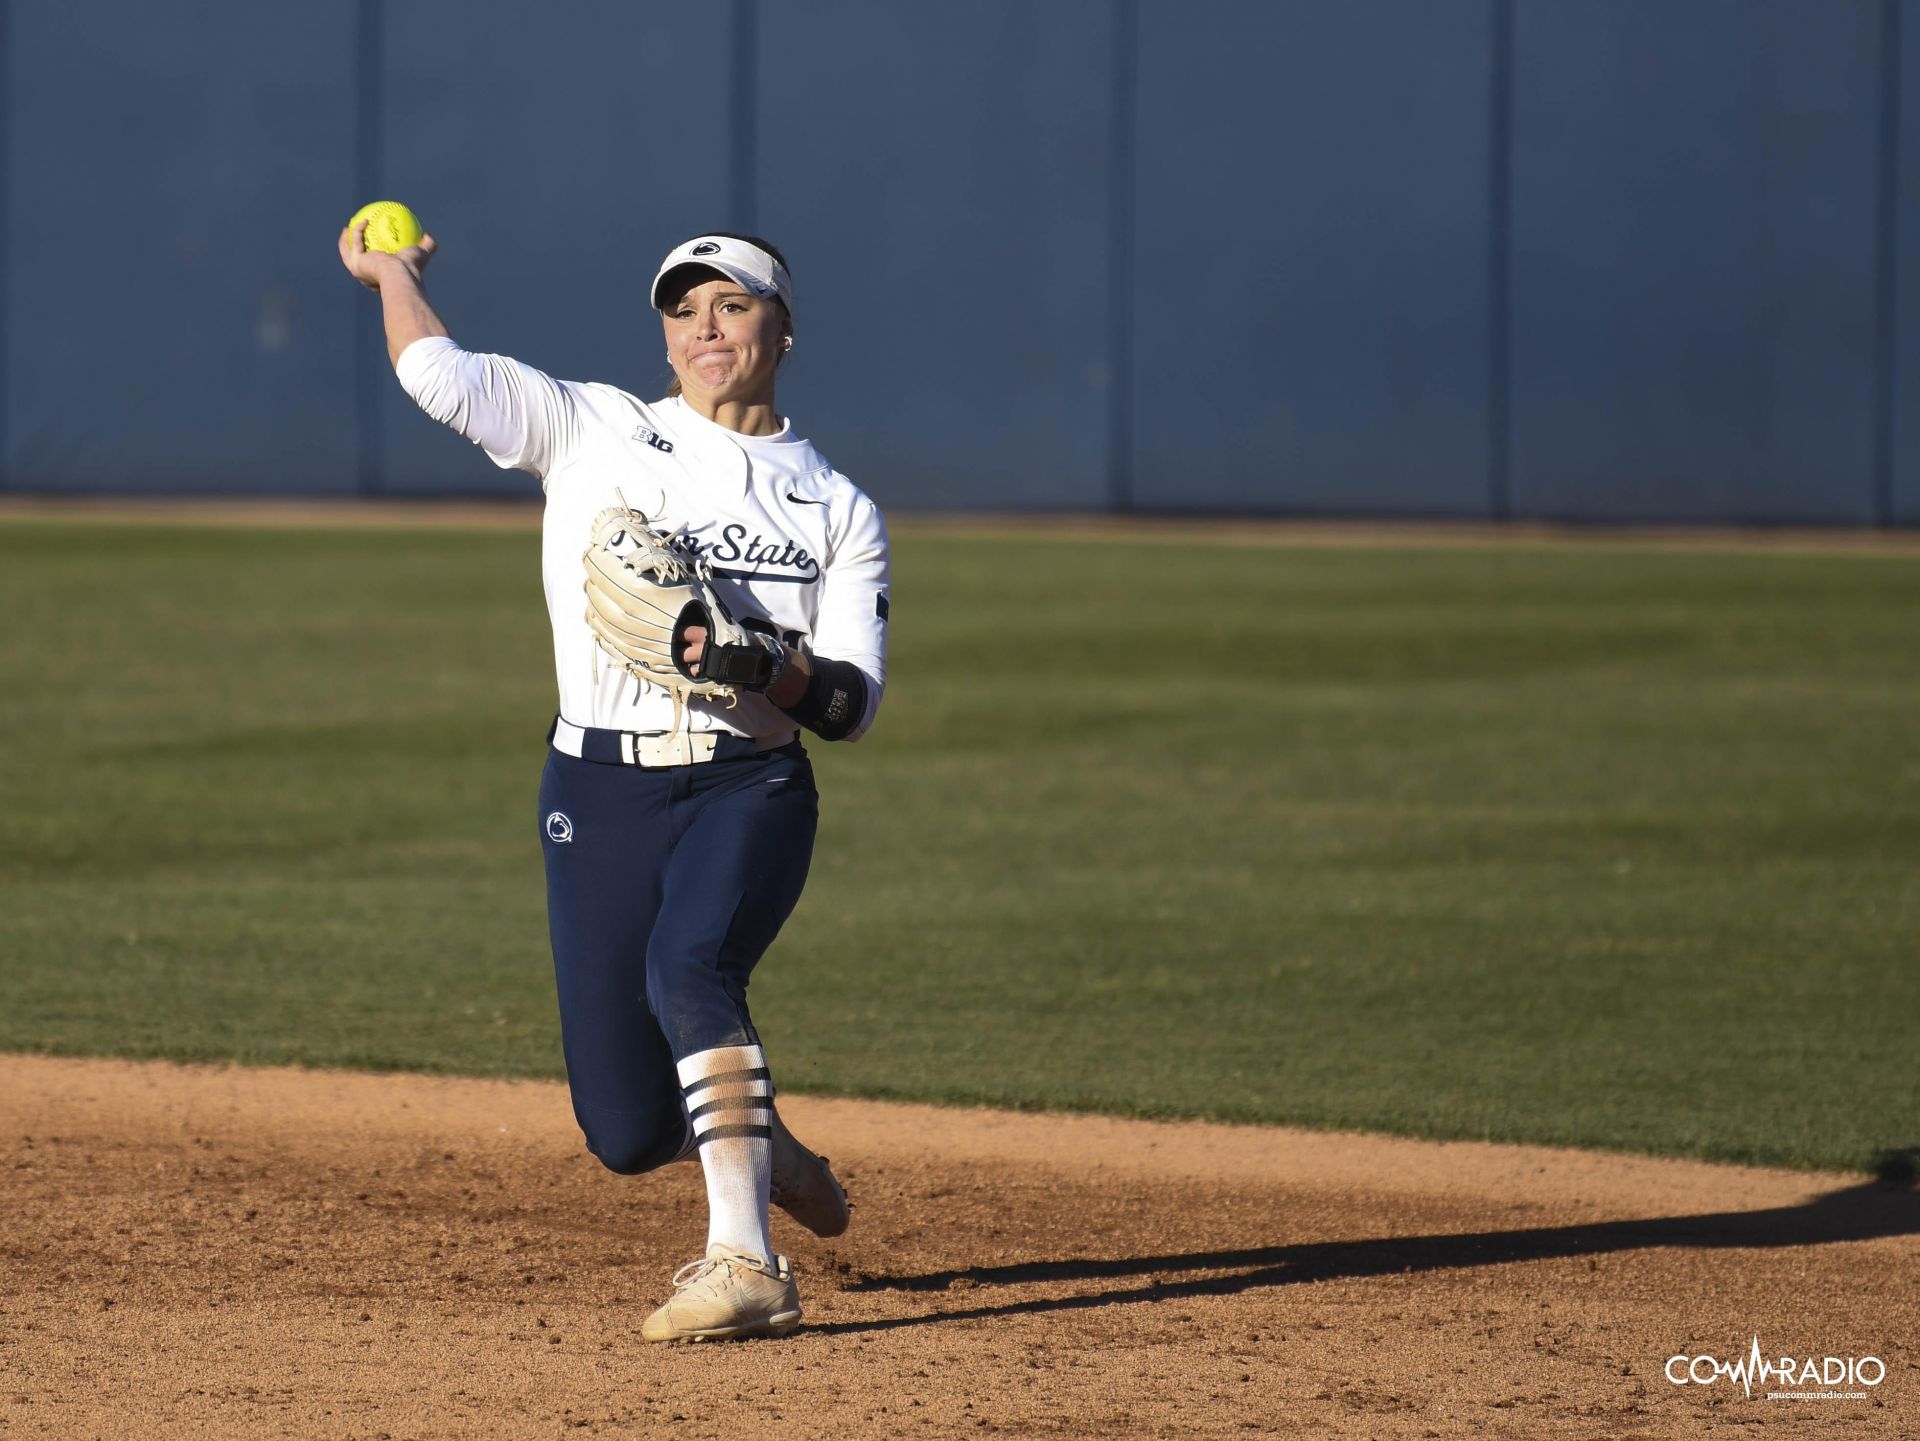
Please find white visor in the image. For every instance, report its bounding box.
[651,235,793,314]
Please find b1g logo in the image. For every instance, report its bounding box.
[545,812,574,844]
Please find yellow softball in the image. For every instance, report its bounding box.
[347,200,424,254]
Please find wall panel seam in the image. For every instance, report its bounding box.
[0,0,11,490]
[731,0,758,232]
[1487,0,1515,521]
[1108,0,1138,514]
[1874,0,1903,525]
[354,0,384,497]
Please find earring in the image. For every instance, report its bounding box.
[782,337,793,351]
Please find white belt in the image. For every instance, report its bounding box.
[551,718,796,768]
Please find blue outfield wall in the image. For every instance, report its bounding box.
[4,3,361,493]
[0,0,1914,522]
[757,1,1122,513]
[375,2,738,497]
[1132,0,1499,516]
[1510,0,1886,524]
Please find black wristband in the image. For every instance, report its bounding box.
[779,656,869,741]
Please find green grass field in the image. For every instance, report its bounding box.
[0,517,1914,1173]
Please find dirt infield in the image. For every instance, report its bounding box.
[1,1057,1912,1438]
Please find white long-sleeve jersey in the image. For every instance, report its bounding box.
[396,336,889,740]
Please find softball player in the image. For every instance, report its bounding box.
[338,222,889,1342]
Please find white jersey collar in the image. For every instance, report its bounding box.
[658,394,792,443]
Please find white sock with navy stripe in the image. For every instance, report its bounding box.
[676,1044,775,1263]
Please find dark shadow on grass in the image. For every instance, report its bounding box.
[806,1179,1918,1337]
[1872,1145,1919,1185]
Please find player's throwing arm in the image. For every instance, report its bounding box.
[340,211,890,1343]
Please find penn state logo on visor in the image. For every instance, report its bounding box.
[690,241,721,256]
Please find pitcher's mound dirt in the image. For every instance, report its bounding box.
[1,1056,1912,1438]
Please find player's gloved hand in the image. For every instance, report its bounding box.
[337,219,437,292]
[679,626,788,693]
[581,504,792,704]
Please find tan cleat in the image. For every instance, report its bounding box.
[640,1245,802,1343]
[771,1107,851,1238]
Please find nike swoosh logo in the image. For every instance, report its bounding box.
[785,493,827,507]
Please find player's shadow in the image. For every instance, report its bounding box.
[807,1176,1919,1337]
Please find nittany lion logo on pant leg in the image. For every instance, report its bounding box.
[545,812,574,843]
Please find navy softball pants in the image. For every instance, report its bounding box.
[537,732,818,1176]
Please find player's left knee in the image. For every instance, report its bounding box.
[575,1104,688,1176]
